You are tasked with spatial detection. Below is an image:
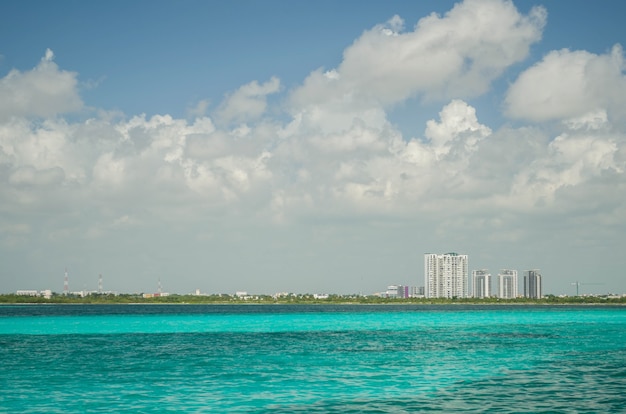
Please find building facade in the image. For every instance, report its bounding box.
[524,269,542,299]
[472,269,491,298]
[385,285,416,299]
[386,285,399,298]
[498,269,518,299]
[424,253,469,298]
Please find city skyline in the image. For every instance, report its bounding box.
[9,264,543,297]
[1,250,618,298]
[1,0,625,296]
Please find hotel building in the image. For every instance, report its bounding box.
[472,269,491,298]
[424,253,469,298]
[524,269,542,299]
[498,269,518,299]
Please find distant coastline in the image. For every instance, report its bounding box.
[1,293,625,306]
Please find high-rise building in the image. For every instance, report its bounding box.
[424,253,468,298]
[498,269,518,299]
[398,285,410,299]
[472,269,491,298]
[524,270,542,299]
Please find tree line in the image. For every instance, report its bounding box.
[0,293,624,305]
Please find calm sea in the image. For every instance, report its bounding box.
[1,304,625,413]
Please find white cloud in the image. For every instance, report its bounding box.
[505,44,626,122]
[92,152,126,187]
[0,15,617,227]
[291,0,546,114]
[425,99,492,158]
[507,124,624,210]
[309,119,389,154]
[215,77,280,125]
[0,49,83,120]
[0,117,89,188]
[563,109,608,131]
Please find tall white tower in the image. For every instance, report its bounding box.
[498,269,518,299]
[98,274,103,294]
[524,270,542,299]
[424,253,469,298]
[472,269,491,298]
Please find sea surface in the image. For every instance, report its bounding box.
[1,304,625,413]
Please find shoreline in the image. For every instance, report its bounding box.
[1,300,625,307]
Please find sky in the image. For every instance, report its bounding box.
[1,0,625,296]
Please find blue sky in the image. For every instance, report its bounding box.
[1,0,625,296]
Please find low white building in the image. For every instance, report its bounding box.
[16,290,52,299]
[16,290,39,296]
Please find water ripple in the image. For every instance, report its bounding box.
[1,305,625,412]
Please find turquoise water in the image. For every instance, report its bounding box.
[1,305,625,412]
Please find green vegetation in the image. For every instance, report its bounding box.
[0,292,625,305]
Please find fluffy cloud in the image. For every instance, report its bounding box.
[0,117,88,186]
[425,99,491,159]
[0,49,83,120]
[2,77,620,226]
[215,77,280,125]
[508,115,624,208]
[505,44,626,122]
[291,0,546,115]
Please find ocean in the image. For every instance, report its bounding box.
[1,304,625,412]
